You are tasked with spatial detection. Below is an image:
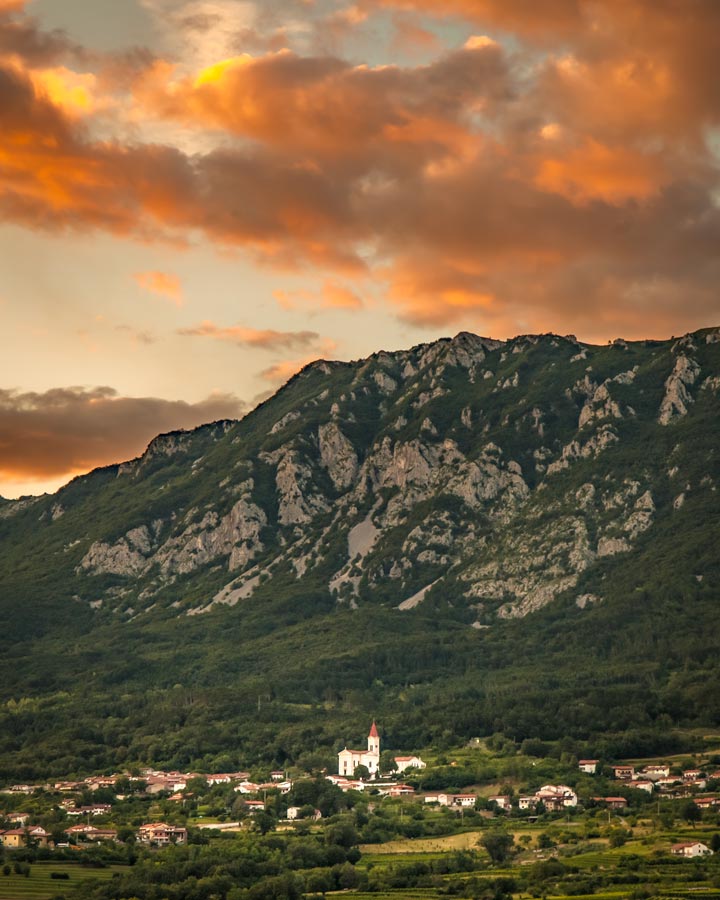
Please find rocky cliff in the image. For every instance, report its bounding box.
[3,327,717,631]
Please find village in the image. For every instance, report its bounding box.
[2,723,720,863]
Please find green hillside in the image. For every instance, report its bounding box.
[1,328,719,780]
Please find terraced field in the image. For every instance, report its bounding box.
[0,862,128,900]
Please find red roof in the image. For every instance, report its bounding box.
[369,721,379,738]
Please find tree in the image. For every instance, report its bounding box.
[251,811,276,835]
[480,829,515,864]
[325,820,358,848]
[683,801,701,828]
[354,764,369,780]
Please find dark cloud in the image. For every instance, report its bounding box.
[177,322,325,351]
[0,386,246,481]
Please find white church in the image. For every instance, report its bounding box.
[338,721,381,777]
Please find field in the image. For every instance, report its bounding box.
[0,862,128,900]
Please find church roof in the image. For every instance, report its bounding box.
[369,720,379,738]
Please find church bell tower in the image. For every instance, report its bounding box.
[368,720,380,756]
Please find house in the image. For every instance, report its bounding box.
[54,781,83,793]
[66,804,112,817]
[518,796,536,811]
[286,806,321,821]
[84,776,118,791]
[270,771,285,781]
[683,769,704,781]
[28,826,49,847]
[234,781,260,794]
[578,760,599,774]
[693,797,720,810]
[671,842,712,858]
[452,794,477,808]
[387,784,415,797]
[628,780,654,793]
[6,812,31,825]
[612,766,635,781]
[594,796,627,809]
[244,799,266,813]
[641,765,670,780]
[338,721,381,777]
[0,828,27,849]
[206,774,232,786]
[66,824,118,842]
[535,785,578,811]
[394,755,426,774]
[488,795,511,812]
[137,823,188,846]
[327,776,366,792]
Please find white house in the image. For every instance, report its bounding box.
[628,780,654,793]
[578,760,599,774]
[394,755,426,774]
[338,722,380,777]
[671,842,712,858]
[535,785,578,810]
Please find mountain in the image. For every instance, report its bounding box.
[1,328,719,779]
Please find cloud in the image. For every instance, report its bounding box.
[177,321,326,351]
[258,336,339,382]
[0,386,247,485]
[3,1,720,342]
[133,42,509,160]
[114,324,157,345]
[134,270,183,305]
[274,281,364,312]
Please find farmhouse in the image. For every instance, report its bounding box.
[671,842,712,858]
[578,759,599,774]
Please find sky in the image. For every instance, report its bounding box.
[1,0,720,498]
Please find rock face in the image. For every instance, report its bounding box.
[658,354,700,424]
[24,326,720,622]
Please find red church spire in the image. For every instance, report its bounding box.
[369,720,379,738]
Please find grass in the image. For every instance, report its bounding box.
[360,830,484,854]
[0,862,128,900]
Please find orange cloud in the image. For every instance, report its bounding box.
[27,66,100,117]
[133,42,508,162]
[2,0,720,346]
[534,139,670,205]
[274,281,364,312]
[260,358,314,383]
[134,270,183,305]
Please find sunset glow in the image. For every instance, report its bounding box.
[2,0,719,497]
